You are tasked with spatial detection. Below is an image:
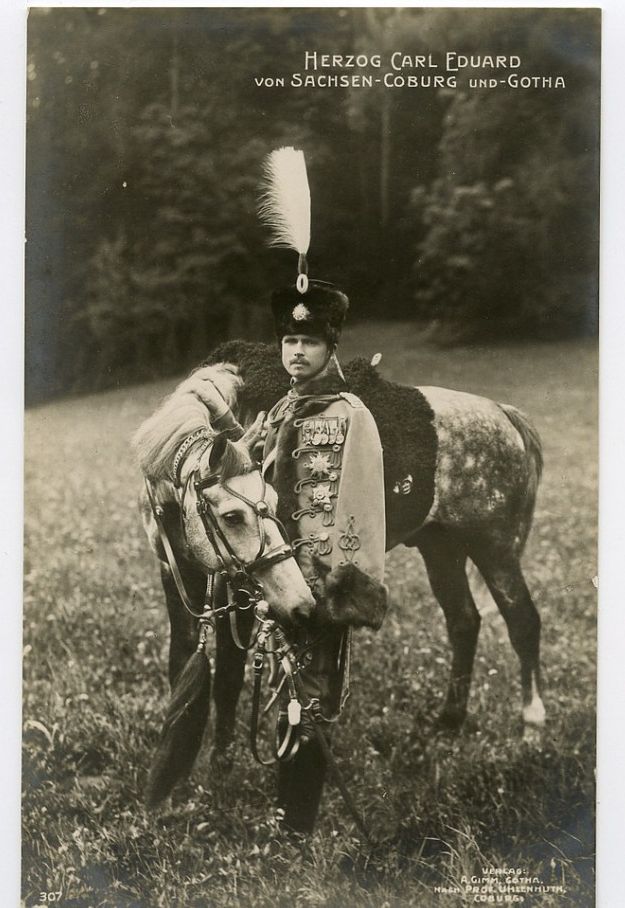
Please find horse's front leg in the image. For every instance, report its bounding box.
[416,524,481,730]
[160,562,205,688]
[211,593,255,770]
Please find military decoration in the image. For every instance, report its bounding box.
[298,416,346,448]
[291,414,349,527]
[307,452,332,479]
[338,515,361,563]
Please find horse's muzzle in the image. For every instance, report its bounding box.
[274,592,315,630]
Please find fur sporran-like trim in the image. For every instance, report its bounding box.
[323,561,389,630]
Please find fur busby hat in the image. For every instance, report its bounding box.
[271,280,349,346]
[259,147,349,345]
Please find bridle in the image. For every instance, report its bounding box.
[147,431,297,635]
[186,461,312,763]
[192,467,295,586]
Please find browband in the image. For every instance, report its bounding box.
[172,429,211,486]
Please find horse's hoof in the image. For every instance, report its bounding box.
[522,724,544,748]
[522,698,546,727]
[209,743,237,775]
[434,709,467,734]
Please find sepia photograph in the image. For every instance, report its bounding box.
[21,6,601,905]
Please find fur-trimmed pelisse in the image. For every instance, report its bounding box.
[266,382,389,629]
[271,280,349,346]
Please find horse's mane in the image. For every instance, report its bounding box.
[131,364,242,480]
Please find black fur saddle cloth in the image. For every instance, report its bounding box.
[205,341,438,538]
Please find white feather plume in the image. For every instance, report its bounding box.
[258,147,311,254]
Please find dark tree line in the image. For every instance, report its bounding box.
[25,8,600,402]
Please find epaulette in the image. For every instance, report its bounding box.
[339,392,365,409]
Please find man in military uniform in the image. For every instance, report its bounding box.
[263,280,387,624]
[196,148,388,830]
[262,279,388,832]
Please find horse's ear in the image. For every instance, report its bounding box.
[209,432,228,472]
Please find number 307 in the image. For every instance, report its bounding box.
[39,893,62,903]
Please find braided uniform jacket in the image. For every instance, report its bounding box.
[262,369,387,723]
[263,386,386,597]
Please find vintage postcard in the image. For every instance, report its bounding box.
[20,5,603,906]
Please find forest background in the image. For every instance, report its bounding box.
[25,6,600,404]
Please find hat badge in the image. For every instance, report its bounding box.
[292,302,311,321]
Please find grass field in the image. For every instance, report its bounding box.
[23,326,597,907]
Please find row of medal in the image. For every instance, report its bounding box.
[298,416,347,448]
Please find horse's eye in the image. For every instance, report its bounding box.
[222,511,244,526]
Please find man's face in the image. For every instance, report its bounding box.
[281,334,330,381]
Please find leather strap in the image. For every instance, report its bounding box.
[145,478,205,617]
[226,595,258,652]
[245,543,294,574]
[250,648,280,766]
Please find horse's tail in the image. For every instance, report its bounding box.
[145,649,211,808]
[499,403,544,545]
[500,403,543,482]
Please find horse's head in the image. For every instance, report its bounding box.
[181,420,315,629]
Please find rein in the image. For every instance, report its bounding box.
[145,476,209,618]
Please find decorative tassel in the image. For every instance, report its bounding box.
[145,646,212,807]
[259,147,311,294]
